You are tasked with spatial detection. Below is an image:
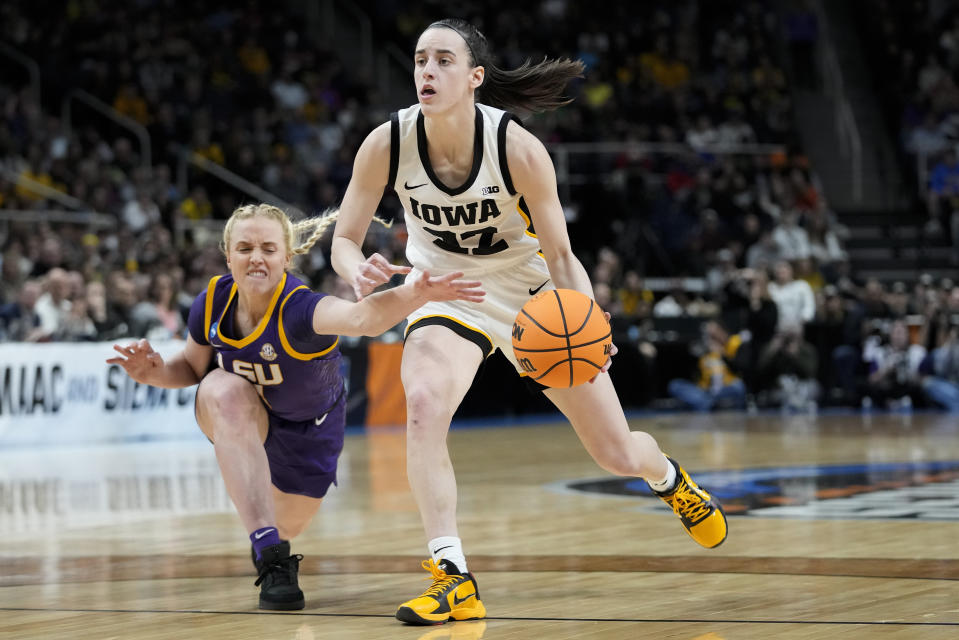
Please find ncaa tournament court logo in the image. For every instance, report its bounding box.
[562,460,959,520]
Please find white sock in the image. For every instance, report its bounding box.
[429,536,467,573]
[647,455,677,493]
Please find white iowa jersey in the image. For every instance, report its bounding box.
[388,103,541,276]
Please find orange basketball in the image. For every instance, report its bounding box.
[511,289,612,388]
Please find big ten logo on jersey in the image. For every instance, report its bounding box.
[216,353,283,386]
[481,185,500,195]
[408,196,508,256]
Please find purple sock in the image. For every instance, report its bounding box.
[250,526,281,560]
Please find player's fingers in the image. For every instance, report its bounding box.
[113,344,134,356]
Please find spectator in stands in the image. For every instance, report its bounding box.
[794,256,825,293]
[922,324,959,411]
[705,248,738,298]
[862,319,927,410]
[860,278,891,319]
[805,203,846,276]
[58,291,97,341]
[0,279,44,342]
[33,267,72,340]
[653,283,692,317]
[905,112,950,156]
[926,148,959,236]
[745,228,782,270]
[96,272,138,341]
[129,272,185,340]
[810,284,862,405]
[668,319,747,412]
[758,326,819,411]
[772,208,811,260]
[0,247,28,304]
[122,189,163,233]
[768,259,816,331]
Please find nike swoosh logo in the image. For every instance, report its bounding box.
[315,413,328,426]
[452,592,475,605]
[254,528,275,540]
[433,545,453,554]
[528,279,550,296]
[404,181,427,189]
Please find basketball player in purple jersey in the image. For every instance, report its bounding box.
[108,203,483,610]
[331,20,728,625]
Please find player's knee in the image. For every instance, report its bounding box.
[405,386,453,436]
[198,374,259,425]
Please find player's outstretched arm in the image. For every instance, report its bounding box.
[106,336,212,388]
[312,270,484,337]
[331,123,404,300]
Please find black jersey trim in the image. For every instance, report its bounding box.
[416,106,484,196]
[498,112,523,196]
[404,315,493,358]
[387,111,400,191]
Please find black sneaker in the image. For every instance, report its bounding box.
[254,541,305,610]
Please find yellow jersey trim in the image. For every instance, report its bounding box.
[217,272,288,349]
[277,285,339,360]
[517,197,537,238]
[203,275,221,341]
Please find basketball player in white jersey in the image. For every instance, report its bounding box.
[331,19,728,625]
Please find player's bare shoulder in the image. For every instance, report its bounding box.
[359,121,392,155]
[503,118,554,186]
[351,121,392,185]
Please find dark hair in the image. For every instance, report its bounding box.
[425,18,584,114]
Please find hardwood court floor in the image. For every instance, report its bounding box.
[2,411,959,639]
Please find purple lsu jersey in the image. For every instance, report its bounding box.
[187,272,344,421]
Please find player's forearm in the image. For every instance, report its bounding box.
[544,250,594,298]
[352,282,426,336]
[331,236,365,285]
[141,352,203,389]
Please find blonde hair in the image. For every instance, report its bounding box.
[221,203,389,262]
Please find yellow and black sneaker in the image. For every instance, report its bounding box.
[396,559,486,625]
[651,456,728,549]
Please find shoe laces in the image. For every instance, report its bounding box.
[420,558,460,597]
[255,553,303,587]
[667,478,712,524]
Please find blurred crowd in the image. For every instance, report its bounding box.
[858,0,959,252]
[2,0,957,412]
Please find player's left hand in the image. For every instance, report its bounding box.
[413,270,485,303]
[589,311,616,383]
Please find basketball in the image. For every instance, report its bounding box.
[511,289,613,388]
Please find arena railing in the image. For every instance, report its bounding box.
[0,43,41,103]
[812,0,863,203]
[61,89,151,171]
[0,166,91,211]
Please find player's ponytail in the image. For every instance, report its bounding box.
[291,209,341,256]
[426,18,584,114]
[222,203,391,265]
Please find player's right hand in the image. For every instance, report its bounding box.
[354,252,412,300]
[107,338,164,383]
